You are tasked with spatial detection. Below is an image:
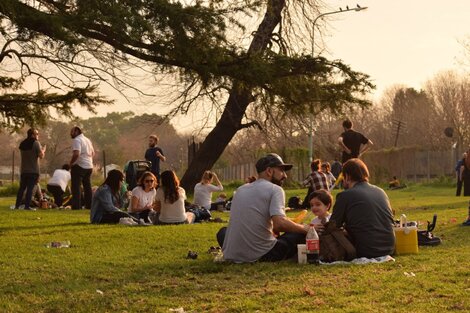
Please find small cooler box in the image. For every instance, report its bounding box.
[394,214,418,255]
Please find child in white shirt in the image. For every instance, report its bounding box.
[309,189,333,233]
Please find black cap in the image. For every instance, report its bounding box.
[255,153,293,173]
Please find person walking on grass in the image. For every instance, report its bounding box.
[217,153,307,263]
[69,126,94,210]
[15,128,46,211]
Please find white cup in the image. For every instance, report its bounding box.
[297,244,307,264]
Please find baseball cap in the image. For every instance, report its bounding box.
[255,153,293,173]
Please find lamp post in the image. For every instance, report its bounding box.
[308,4,368,162]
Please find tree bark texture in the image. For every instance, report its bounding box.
[180,0,285,192]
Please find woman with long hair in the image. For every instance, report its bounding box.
[128,171,157,223]
[154,170,195,224]
[90,169,137,224]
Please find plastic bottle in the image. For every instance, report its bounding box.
[46,241,71,248]
[306,223,320,264]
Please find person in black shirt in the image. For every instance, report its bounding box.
[338,119,373,164]
[144,134,166,183]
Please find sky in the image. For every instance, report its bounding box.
[74,0,470,129]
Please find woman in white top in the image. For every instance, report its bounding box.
[155,170,195,224]
[193,170,223,210]
[128,171,157,223]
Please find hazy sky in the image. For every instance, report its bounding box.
[76,0,470,128]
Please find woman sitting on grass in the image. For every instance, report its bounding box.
[128,171,157,224]
[193,170,223,210]
[154,170,195,225]
[90,169,138,224]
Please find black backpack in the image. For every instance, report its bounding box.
[418,214,441,246]
[287,196,302,210]
[125,160,152,190]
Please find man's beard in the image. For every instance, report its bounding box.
[271,176,284,186]
[149,143,155,148]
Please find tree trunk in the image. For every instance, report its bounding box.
[180,0,285,192]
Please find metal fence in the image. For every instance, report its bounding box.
[214,147,458,184]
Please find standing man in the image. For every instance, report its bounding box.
[338,119,373,164]
[330,158,395,258]
[217,153,308,263]
[145,134,166,183]
[15,128,46,210]
[69,126,94,210]
[455,152,467,196]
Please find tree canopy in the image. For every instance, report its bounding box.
[1,0,374,190]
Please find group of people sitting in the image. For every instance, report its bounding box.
[90,169,225,225]
[216,153,396,263]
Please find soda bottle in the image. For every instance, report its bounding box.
[306,223,320,264]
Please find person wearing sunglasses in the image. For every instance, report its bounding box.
[128,171,157,224]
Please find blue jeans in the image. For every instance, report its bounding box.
[15,173,39,209]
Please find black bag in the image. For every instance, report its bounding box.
[188,206,212,223]
[287,196,302,210]
[417,214,441,246]
[320,221,356,262]
[125,160,151,190]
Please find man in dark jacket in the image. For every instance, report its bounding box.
[330,158,395,258]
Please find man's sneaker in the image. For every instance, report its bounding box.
[24,207,36,211]
[462,219,470,226]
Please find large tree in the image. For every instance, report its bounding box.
[1,0,374,190]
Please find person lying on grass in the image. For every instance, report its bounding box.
[90,169,138,224]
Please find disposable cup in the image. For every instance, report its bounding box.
[297,244,307,264]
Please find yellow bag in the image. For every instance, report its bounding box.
[394,214,418,255]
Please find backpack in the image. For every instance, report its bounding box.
[417,214,441,246]
[287,196,302,210]
[125,160,152,190]
[320,221,357,262]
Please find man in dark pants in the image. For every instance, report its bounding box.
[144,134,166,183]
[15,128,46,210]
[455,152,466,196]
[217,153,307,263]
[338,119,373,164]
[69,126,94,210]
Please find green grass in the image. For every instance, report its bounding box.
[1,185,469,312]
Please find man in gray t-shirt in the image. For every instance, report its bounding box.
[15,128,46,210]
[217,153,308,263]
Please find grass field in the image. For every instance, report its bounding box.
[1,185,469,312]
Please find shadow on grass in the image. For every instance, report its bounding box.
[0,221,90,233]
